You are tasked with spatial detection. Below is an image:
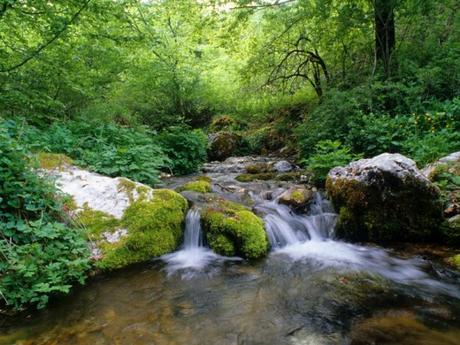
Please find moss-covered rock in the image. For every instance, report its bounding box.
[92,189,188,270]
[326,153,443,243]
[235,173,276,182]
[201,198,268,259]
[275,172,303,182]
[36,152,73,170]
[447,254,460,270]
[246,163,272,174]
[208,131,241,161]
[210,115,238,132]
[278,186,314,212]
[177,179,212,193]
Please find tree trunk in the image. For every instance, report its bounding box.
[374,0,396,79]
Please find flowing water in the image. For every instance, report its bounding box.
[161,208,238,279]
[1,156,460,345]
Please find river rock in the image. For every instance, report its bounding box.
[273,160,294,173]
[208,131,241,161]
[326,153,443,243]
[46,166,152,218]
[278,186,314,212]
[200,197,268,259]
[43,165,188,270]
[422,151,460,178]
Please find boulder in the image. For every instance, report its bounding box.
[200,197,268,259]
[422,151,460,178]
[278,186,315,212]
[326,153,443,243]
[208,131,241,161]
[273,160,294,173]
[44,166,188,270]
[423,152,460,244]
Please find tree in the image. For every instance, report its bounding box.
[374,0,396,78]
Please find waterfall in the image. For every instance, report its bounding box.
[256,192,338,249]
[161,208,233,277]
[182,208,203,249]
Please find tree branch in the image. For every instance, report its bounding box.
[0,0,92,73]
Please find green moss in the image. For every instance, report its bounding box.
[235,173,276,182]
[246,163,271,174]
[291,190,304,203]
[96,189,188,270]
[207,233,235,256]
[75,208,120,241]
[210,115,237,132]
[36,152,73,170]
[177,180,212,193]
[201,199,268,259]
[275,172,302,181]
[449,254,460,269]
[441,216,460,245]
[117,178,151,202]
[198,175,212,183]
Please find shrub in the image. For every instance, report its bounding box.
[402,129,460,166]
[302,140,362,185]
[156,126,207,175]
[346,114,411,157]
[0,121,89,311]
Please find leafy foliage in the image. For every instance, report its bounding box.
[303,140,362,185]
[156,127,208,175]
[0,120,89,311]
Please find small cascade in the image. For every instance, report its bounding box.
[161,208,235,278]
[256,192,338,249]
[182,208,203,249]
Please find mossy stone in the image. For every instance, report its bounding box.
[36,152,73,170]
[208,131,241,161]
[177,180,212,193]
[96,189,188,270]
[235,173,276,182]
[246,163,271,174]
[201,199,268,259]
[448,254,460,270]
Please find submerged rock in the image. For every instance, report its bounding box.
[200,198,268,259]
[278,186,314,212]
[44,166,188,270]
[326,153,443,243]
[208,131,241,161]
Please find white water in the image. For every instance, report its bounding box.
[257,192,337,247]
[162,208,236,278]
[259,192,460,297]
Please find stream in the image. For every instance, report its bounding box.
[1,156,460,345]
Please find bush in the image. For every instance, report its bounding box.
[402,129,460,166]
[11,120,170,186]
[346,114,411,157]
[296,88,365,157]
[302,140,361,185]
[0,121,89,311]
[156,126,207,175]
